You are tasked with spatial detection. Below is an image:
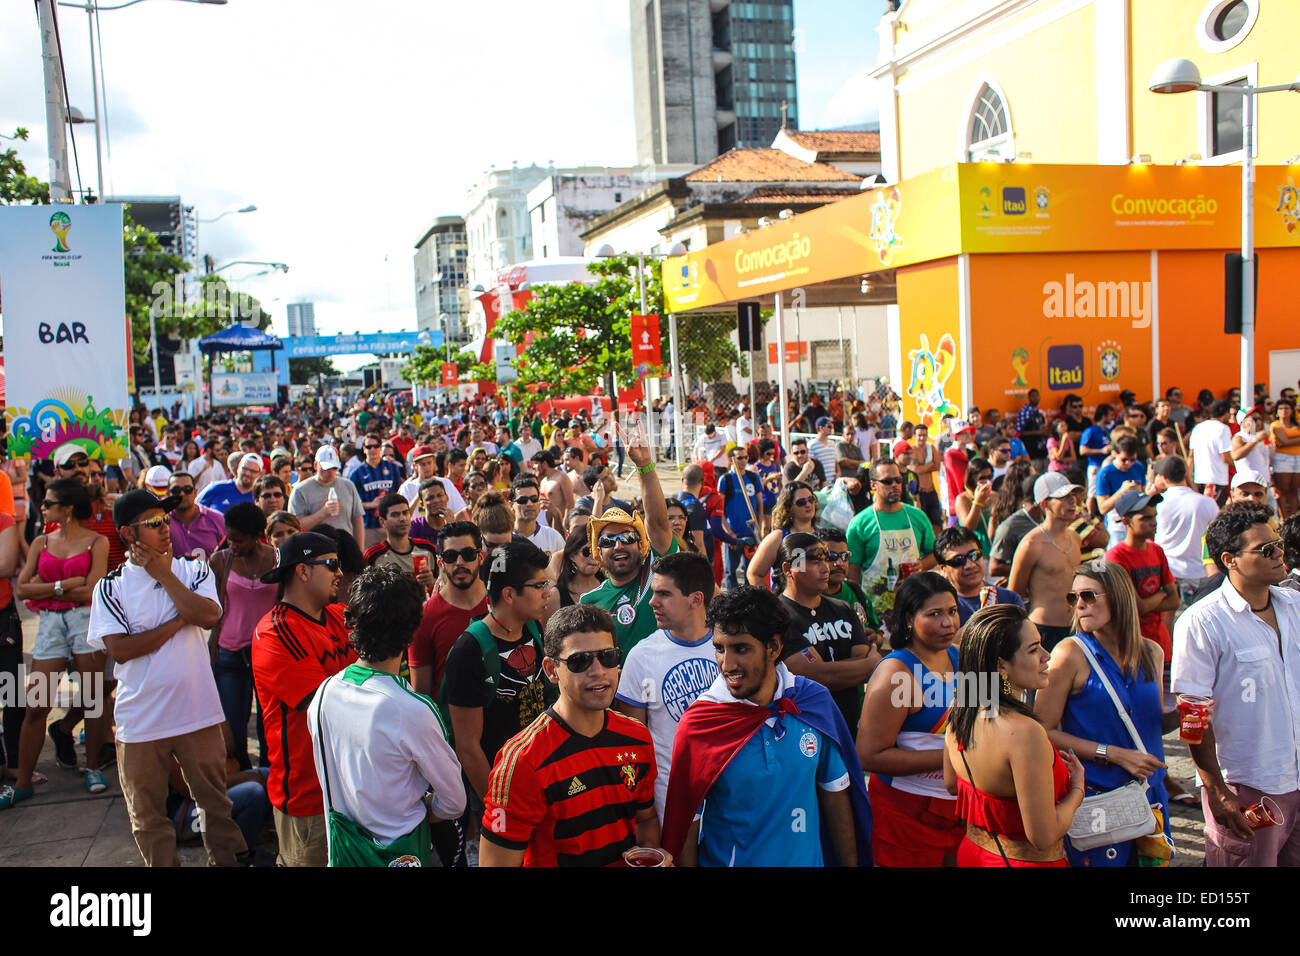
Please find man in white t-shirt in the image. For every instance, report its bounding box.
[735,403,755,446]
[613,552,719,822]
[511,477,565,554]
[398,444,467,514]
[1151,455,1220,602]
[1189,399,1235,504]
[86,490,245,866]
[307,564,465,866]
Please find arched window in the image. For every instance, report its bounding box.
[966,82,1013,161]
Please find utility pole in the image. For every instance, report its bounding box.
[37,0,73,202]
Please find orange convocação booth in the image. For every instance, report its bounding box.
[664,162,1300,427]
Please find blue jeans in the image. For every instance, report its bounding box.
[229,769,271,853]
[723,543,752,590]
[215,647,255,771]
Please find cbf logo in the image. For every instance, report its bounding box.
[1002,187,1026,215]
[1046,344,1085,391]
[49,211,71,252]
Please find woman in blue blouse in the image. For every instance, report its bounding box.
[1033,559,1172,866]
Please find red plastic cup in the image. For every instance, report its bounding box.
[622,846,667,867]
[1243,796,1283,831]
[413,554,428,576]
[1177,695,1211,744]
[899,561,922,580]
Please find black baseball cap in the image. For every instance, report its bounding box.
[260,532,339,584]
[113,489,180,529]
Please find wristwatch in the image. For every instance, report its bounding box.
[53,579,64,597]
[1094,743,1109,765]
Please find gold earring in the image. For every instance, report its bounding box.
[1001,674,1012,696]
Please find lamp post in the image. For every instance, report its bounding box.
[1148,58,1300,405]
[593,243,688,467]
[53,0,227,202]
[199,204,256,224]
[209,260,289,276]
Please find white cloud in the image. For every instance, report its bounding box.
[818,69,880,130]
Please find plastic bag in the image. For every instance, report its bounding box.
[821,478,856,531]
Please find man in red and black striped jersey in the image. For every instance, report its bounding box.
[251,532,356,867]
[479,604,668,867]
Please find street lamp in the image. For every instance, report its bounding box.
[593,242,688,467]
[1148,58,1300,405]
[200,204,256,223]
[52,0,227,203]
[209,260,289,276]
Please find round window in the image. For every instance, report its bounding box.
[1197,0,1258,53]
[1212,0,1248,41]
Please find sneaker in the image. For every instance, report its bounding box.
[98,742,116,770]
[0,784,35,809]
[48,724,77,770]
[84,769,108,794]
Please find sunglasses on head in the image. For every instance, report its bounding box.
[1065,589,1101,607]
[440,546,480,564]
[553,647,622,673]
[133,515,169,531]
[942,550,982,569]
[599,531,641,549]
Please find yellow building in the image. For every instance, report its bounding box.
[872,0,1300,180]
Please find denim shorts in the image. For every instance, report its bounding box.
[32,606,95,661]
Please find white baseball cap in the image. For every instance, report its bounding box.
[315,445,341,471]
[1033,471,1083,504]
[1231,468,1268,489]
[145,465,172,489]
[238,453,264,472]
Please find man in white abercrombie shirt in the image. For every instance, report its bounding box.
[613,552,719,822]
[86,490,245,866]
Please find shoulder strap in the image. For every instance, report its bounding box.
[1066,636,1147,754]
[313,676,333,816]
[465,618,502,693]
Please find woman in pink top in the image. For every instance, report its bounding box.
[208,503,278,771]
[1046,419,1076,473]
[2,478,108,809]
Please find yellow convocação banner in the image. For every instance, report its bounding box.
[664,162,1300,313]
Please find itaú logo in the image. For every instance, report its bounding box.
[734,233,811,275]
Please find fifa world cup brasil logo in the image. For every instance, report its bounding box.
[49,212,72,253]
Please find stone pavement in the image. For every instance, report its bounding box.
[0,462,1207,866]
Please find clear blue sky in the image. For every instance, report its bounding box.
[796,0,889,129]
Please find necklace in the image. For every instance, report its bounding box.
[1250,595,1272,614]
[1041,526,1071,556]
[488,611,519,640]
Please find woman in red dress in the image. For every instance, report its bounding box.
[943,604,1086,866]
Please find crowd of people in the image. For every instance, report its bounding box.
[0,376,1296,869]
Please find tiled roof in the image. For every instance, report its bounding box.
[732,186,858,205]
[683,148,860,183]
[782,129,881,154]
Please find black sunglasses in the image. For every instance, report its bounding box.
[942,550,982,569]
[553,647,622,673]
[873,476,901,486]
[59,456,90,469]
[440,546,480,564]
[305,558,341,572]
[1238,540,1284,560]
[513,495,539,505]
[599,531,641,549]
[793,496,815,507]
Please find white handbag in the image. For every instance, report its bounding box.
[1064,637,1160,851]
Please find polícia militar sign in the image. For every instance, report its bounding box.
[0,205,130,462]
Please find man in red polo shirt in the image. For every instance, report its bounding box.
[251,531,355,867]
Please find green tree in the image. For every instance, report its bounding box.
[403,345,481,387]
[289,356,339,385]
[493,255,746,401]
[0,128,50,205]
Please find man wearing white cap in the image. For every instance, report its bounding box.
[1008,472,1083,651]
[941,419,977,515]
[288,445,365,543]
[197,453,263,515]
[144,465,172,497]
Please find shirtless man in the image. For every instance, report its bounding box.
[1008,472,1082,652]
[530,449,573,531]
